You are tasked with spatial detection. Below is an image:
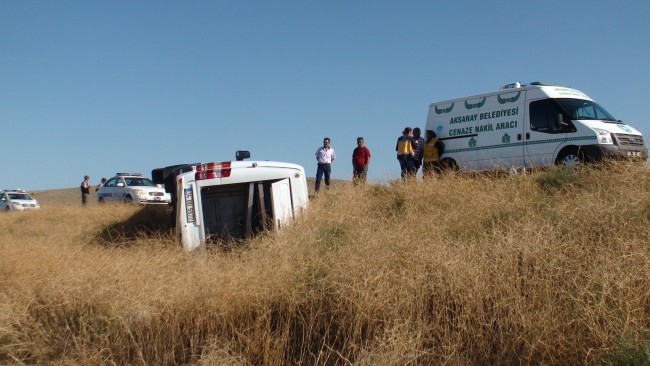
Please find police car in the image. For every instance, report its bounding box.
[96,173,171,205]
[0,189,41,212]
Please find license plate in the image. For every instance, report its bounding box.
[184,187,196,223]
[155,196,160,200]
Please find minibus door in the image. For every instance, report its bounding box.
[524,98,569,167]
[271,179,293,230]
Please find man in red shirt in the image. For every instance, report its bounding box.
[352,137,371,186]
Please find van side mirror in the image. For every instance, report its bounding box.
[116,182,125,187]
[552,114,565,131]
[236,150,250,161]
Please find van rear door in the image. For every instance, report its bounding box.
[271,179,293,230]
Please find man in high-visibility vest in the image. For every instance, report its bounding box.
[423,130,442,178]
[396,127,415,179]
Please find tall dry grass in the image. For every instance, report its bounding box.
[1,163,649,365]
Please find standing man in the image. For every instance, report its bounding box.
[396,127,415,179]
[95,177,107,191]
[315,137,336,192]
[422,130,441,178]
[80,175,91,205]
[352,137,371,186]
[412,127,425,176]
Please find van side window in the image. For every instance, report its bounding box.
[529,99,573,132]
[105,178,117,187]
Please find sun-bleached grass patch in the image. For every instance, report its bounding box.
[1,163,649,365]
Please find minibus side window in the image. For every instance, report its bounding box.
[530,99,573,133]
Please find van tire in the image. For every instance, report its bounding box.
[98,197,105,204]
[124,195,134,204]
[556,148,582,168]
[440,158,458,172]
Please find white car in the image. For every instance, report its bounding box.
[0,189,41,212]
[97,173,171,205]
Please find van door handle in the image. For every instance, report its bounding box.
[526,133,530,139]
[517,133,522,140]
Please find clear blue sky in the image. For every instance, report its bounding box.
[2,1,649,190]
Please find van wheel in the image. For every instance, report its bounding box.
[441,158,458,172]
[5,206,10,212]
[124,195,134,204]
[556,148,582,168]
[98,197,105,204]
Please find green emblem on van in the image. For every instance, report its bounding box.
[497,91,521,104]
[435,103,454,114]
[464,97,486,110]
[469,138,477,147]
[502,133,511,143]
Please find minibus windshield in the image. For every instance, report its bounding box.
[556,98,619,122]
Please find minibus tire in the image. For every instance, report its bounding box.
[556,148,582,168]
[441,158,458,172]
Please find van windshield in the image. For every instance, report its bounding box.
[555,98,619,122]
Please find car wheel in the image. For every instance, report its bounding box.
[4,206,10,212]
[98,197,105,204]
[556,148,582,168]
[124,195,134,204]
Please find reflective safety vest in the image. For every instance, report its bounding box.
[423,138,439,162]
[396,136,414,156]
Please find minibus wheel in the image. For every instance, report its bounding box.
[441,158,458,172]
[556,148,582,168]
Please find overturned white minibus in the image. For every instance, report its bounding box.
[153,152,309,251]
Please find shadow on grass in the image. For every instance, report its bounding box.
[95,205,175,247]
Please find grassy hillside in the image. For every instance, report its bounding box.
[1,164,649,365]
[29,187,95,206]
[28,177,348,207]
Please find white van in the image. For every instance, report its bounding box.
[425,82,647,171]
[152,153,309,251]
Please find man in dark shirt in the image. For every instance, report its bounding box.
[80,175,91,205]
[412,127,425,175]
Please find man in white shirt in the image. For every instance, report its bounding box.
[315,137,336,192]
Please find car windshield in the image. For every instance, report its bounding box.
[124,178,156,187]
[8,193,32,200]
[555,98,619,122]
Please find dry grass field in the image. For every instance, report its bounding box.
[2,164,650,365]
[27,177,346,207]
